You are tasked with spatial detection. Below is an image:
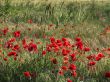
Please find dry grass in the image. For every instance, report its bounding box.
[1,0,110,5]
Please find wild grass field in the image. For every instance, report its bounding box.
[0,0,110,82]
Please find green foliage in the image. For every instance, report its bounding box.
[0,1,110,25]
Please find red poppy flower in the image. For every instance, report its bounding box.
[23,44,28,50]
[61,66,68,71]
[23,71,31,77]
[52,42,57,47]
[5,42,13,49]
[63,41,71,47]
[69,64,76,70]
[8,51,17,56]
[97,53,105,58]
[95,53,104,61]
[42,50,46,56]
[13,31,21,38]
[72,71,77,77]
[14,57,17,61]
[105,71,110,78]
[8,38,16,43]
[54,46,59,52]
[72,57,77,61]
[62,48,70,56]
[83,47,90,52]
[62,38,67,42]
[95,56,101,61]
[28,43,37,52]
[57,42,63,47]
[2,27,8,35]
[50,37,55,43]
[4,58,8,61]
[88,61,96,66]
[56,39,62,43]
[75,37,81,42]
[87,54,95,60]
[67,78,72,82]
[107,48,110,51]
[12,44,20,51]
[58,70,64,75]
[76,41,83,50]
[22,38,26,45]
[46,46,52,52]
[70,53,76,58]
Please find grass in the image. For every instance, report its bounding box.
[0,0,110,25]
[0,0,110,82]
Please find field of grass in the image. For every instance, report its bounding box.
[0,0,110,82]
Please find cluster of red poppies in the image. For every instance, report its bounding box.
[0,26,110,82]
[42,37,110,81]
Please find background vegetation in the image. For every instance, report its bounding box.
[0,0,110,82]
